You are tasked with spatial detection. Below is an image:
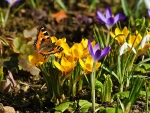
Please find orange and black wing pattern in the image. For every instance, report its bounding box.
[34,26,63,56]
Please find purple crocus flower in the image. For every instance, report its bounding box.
[148,9,150,17]
[96,8,126,29]
[6,0,20,6]
[88,40,111,61]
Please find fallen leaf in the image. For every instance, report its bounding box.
[0,70,17,92]
[51,10,67,23]
[23,27,37,41]
[18,55,40,76]
[0,80,11,92]
[8,70,16,87]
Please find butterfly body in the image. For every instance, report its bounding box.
[34,26,63,56]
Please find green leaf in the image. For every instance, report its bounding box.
[139,91,150,96]
[79,100,92,112]
[55,100,101,113]
[13,37,34,55]
[79,100,99,113]
[13,37,27,53]
[95,79,103,92]
[121,0,129,16]
[99,107,122,113]
[134,63,150,74]
[113,91,129,100]
[102,75,112,102]
[56,0,67,11]
[89,0,99,12]
[101,65,119,81]
[55,102,72,113]
[124,77,145,113]
[106,107,122,113]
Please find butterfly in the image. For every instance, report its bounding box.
[34,26,63,56]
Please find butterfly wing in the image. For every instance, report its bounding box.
[34,26,63,56]
[34,26,51,51]
[40,44,64,56]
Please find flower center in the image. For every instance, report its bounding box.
[11,0,15,3]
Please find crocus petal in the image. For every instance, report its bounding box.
[132,47,137,54]
[96,17,105,24]
[119,42,136,56]
[119,42,128,56]
[94,50,102,61]
[141,36,147,48]
[85,64,92,73]
[106,8,112,19]
[122,27,129,36]
[6,0,20,5]
[88,40,95,58]
[146,34,150,41]
[93,44,100,54]
[114,13,122,23]
[100,46,111,58]
[148,9,150,17]
[28,55,34,63]
[141,34,150,48]
[144,0,150,9]
[54,61,65,72]
[107,17,115,26]
[86,55,93,65]
[126,44,136,54]
[110,32,115,38]
[96,10,106,23]
[79,59,85,69]
[119,15,126,21]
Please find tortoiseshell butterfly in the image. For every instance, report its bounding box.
[34,26,63,56]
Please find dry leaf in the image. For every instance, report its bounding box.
[23,27,37,41]
[51,10,67,23]
[8,70,16,87]
[18,55,40,76]
[0,71,16,92]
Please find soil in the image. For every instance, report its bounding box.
[0,0,149,113]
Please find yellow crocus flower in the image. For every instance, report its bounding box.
[110,26,130,45]
[128,31,142,48]
[79,55,101,74]
[28,51,48,66]
[138,34,150,56]
[54,57,76,74]
[64,39,90,61]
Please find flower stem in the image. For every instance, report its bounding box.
[4,5,11,27]
[91,61,96,113]
[106,29,110,46]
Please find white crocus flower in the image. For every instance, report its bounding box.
[144,0,150,9]
[119,42,136,56]
[137,0,150,10]
[141,34,150,48]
